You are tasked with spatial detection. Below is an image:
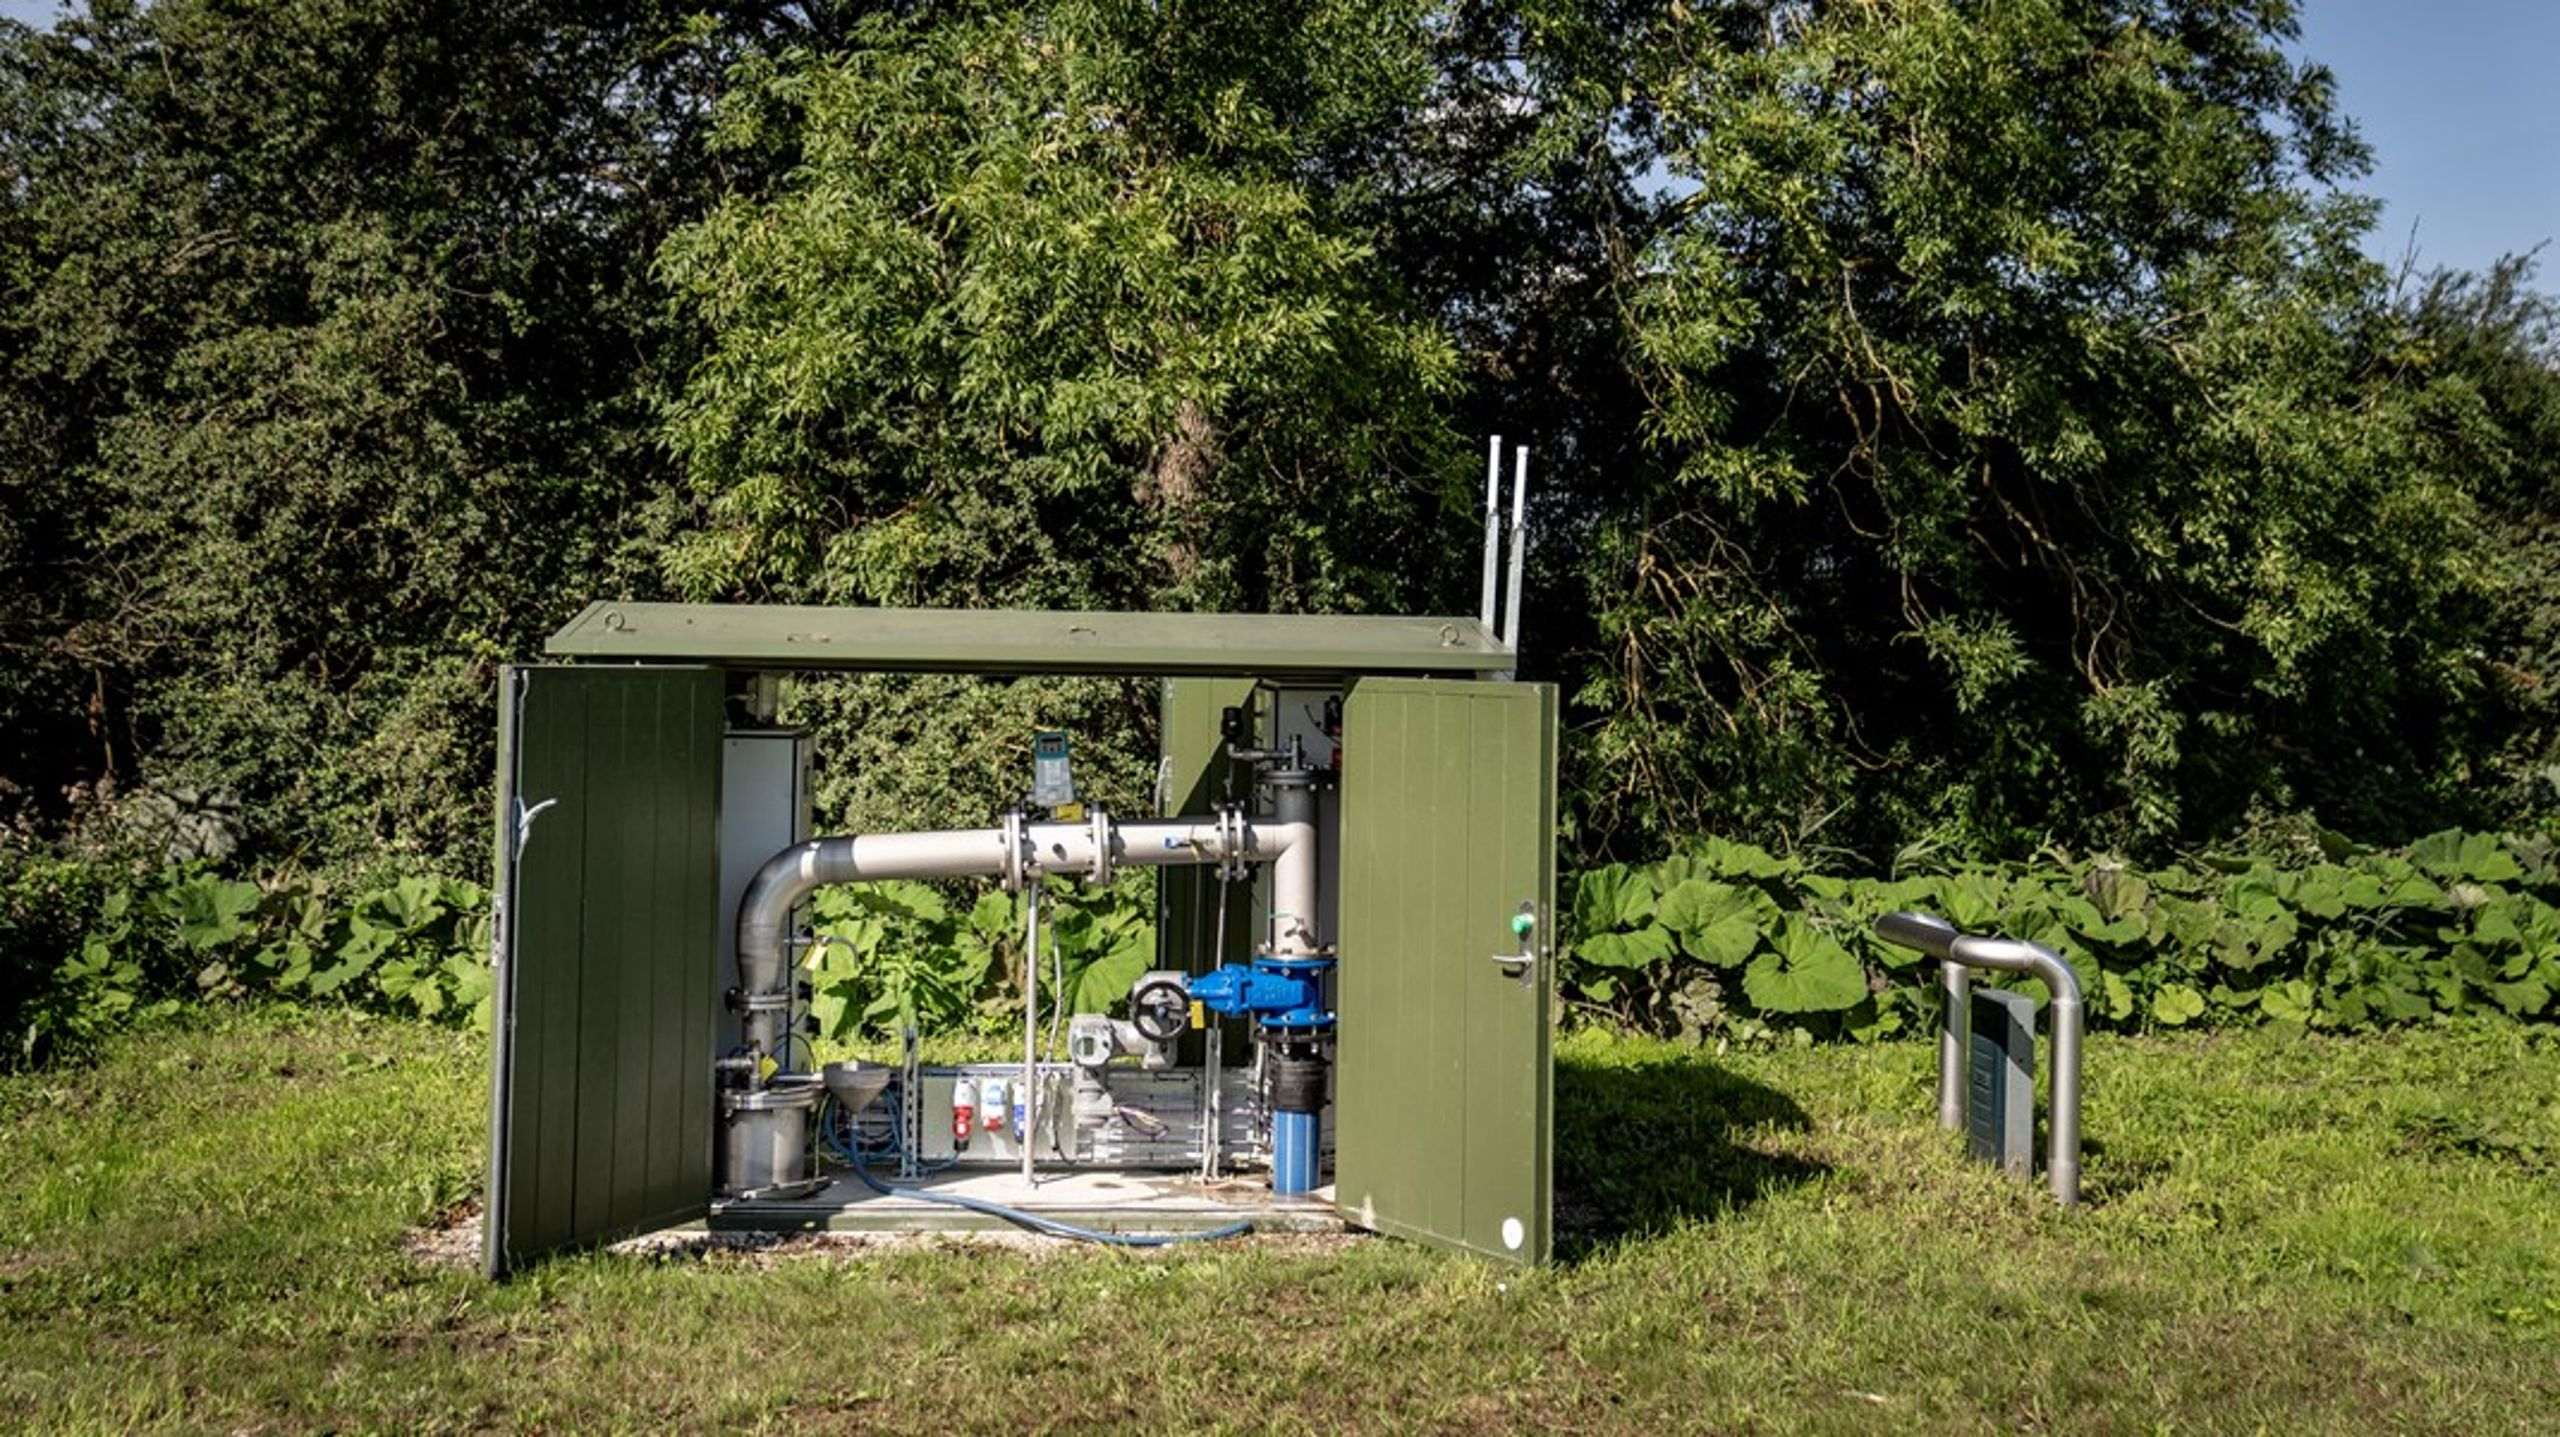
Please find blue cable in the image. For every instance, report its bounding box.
[816,1095,1253,1248]
[819,1092,951,1173]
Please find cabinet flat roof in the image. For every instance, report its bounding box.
[545,603,1513,678]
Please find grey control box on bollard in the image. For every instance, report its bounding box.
[1966,987,2038,1180]
[1871,909,2083,1207]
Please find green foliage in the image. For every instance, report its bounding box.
[804,874,1154,1044]
[1564,829,2560,1043]
[783,673,1160,838]
[1,0,2557,906]
[657,2,1464,617]
[1575,0,2551,862]
[0,0,744,870]
[0,850,489,1066]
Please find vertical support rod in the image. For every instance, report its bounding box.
[1201,1023,1223,1181]
[1500,445,1531,653]
[1021,882,1041,1185]
[1939,958,1970,1131]
[2046,984,2084,1206]
[1479,434,1504,632]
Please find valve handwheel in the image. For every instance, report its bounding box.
[1129,976,1192,1043]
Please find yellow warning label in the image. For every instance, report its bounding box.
[1190,1000,1207,1030]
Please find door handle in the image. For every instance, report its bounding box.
[1489,902,1537,987]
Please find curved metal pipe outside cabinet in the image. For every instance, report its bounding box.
[1874,910,1968,1127]
[1945,933,2084,1209]
[1873,912,2084,1208]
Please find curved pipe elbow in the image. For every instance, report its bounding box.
[736,839,834,995]
[1946,934,2083,1011]
[734,811,1313,995]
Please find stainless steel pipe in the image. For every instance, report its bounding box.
[733,807,1310,1058]
[1874,911,2084,1207]
[1263,771,1321,960]
[1874,911,1965,1129]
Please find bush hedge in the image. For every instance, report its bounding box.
[10,826,2557,1069]
[1565,830,2560,1043]
[1,854,489,1068]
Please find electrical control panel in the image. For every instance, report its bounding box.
[1029,730,1076,809]
[833,1064,1325,1172]
[1268,687,1344,771]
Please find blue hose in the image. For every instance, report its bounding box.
[818,1094,1253,1248]
[819,1092,951,1173]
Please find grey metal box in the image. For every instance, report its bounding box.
[1967,986,2037,1180]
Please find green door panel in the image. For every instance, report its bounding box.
[485,665,725,1277]
[1335,677,1556,1265]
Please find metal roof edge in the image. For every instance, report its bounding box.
[542,602,1514,676]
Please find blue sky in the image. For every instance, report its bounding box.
[0,0,2550,278]
[2293,0,2559,277]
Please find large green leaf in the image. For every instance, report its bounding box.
[1694,836,1792,880]
[2470,905,2526,952]
[2150,983,2206,1026]
[846,879,951,926]
[1649,879,1767,968]
[167,876,262,952]
[1576,925,1677,970]
[2258,979,2317,1025]
[2407,830,2525,883]
[2083,865,2151,922]
[1938,871,2007,930]
[1741,919,1866,1013]
[2486,957,2558,1017]
[1652,878,1733,935]
[1065,932,1154,1015]
[375,875,448,931]
[1683,914,1763,968]
[2210,911,2298,971]
[1574,865,1657,934]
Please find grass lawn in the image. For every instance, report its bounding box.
[2,1010,2556,1433]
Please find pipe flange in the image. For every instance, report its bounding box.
[1216,803,1250,882]
[998,807,1028,893]
[1087,805,1113,886]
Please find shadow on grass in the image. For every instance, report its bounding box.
[1553,1045,1827,1258]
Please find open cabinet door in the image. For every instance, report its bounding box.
[1335,678,1556,1264]
[484,665,725,1277]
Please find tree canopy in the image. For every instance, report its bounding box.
[0,0,2553,875]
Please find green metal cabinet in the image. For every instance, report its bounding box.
[1334,677,1557,1265]
[484,665,727,1278]
[483,605,1558,1275]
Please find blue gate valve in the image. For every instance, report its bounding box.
[1185,957,1333,1031]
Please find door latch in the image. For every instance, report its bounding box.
[1489,901,1537,987]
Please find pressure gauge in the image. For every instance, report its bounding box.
[1029,730,1077,809]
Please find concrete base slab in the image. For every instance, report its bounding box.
[706,1167,1345,1237]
